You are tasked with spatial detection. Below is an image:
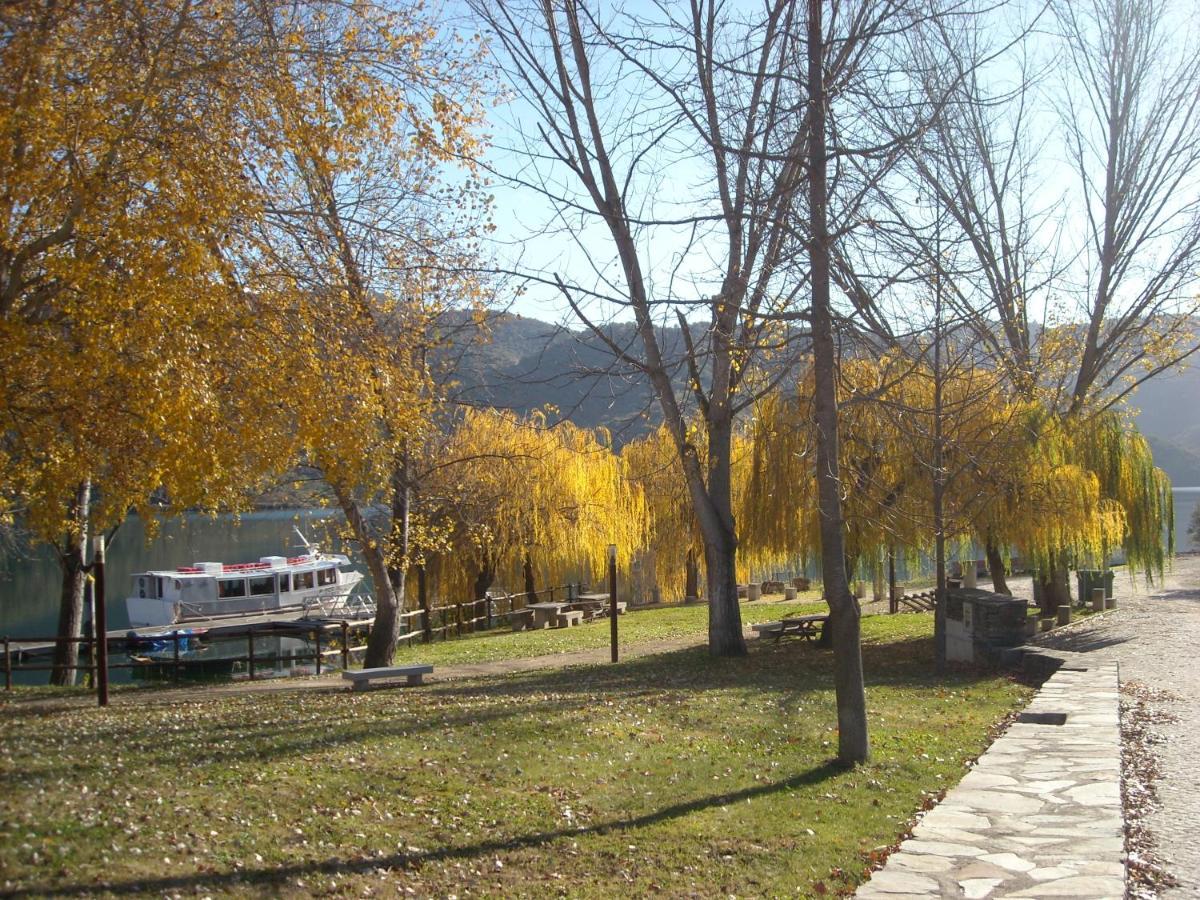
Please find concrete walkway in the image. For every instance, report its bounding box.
[857,663,1125,899]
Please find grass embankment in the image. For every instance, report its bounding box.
[0,610,1029,898]
[394,594,828,666]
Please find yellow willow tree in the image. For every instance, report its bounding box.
[0,0,299,682]
[421,410,646,605]
[622,424,767,602]
[242,0,490,667]
[743,359,934,579]
[978,407,1169,615]
[621,426,699,603]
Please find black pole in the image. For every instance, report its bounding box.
[609,545,618,663]
[888,547,897,615]
[93,536,109,707]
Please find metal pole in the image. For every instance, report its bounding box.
[341,621,349,670]
[173,631,180,683]
[85,577,96,686]
[888,547,897,615]
[608,545,618,663]
[247,630,256,681]
[93,536,109,707]
[315,628,322,675]
[4,637,11,691]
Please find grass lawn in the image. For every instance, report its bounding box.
[0,611,1029,898]
[393,595,829,667]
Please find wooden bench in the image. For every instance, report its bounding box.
[556,610,585,628]
[342,664,433,691]
[508,608,535,631]
[752,621,785,638]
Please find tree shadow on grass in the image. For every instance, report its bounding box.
[9,761,845,898]
[6,632,1002,784]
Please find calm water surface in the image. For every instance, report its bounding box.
[0,508,362,636]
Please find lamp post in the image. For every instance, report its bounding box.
[608,544,618,663]
[93,535,109,707]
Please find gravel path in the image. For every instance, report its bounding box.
[1027,553,1200,898]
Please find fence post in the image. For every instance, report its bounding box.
[173,631,181,683]
[315,628,322,675]
[341,621,350,670]
[247,630,256,681]
[4,637,11,691]
[456,602,463,637]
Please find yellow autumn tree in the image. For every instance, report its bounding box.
[0,0,302,681]
[241,0,490,666]
[421,410,646,606]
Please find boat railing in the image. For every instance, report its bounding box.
[303,592,376,621]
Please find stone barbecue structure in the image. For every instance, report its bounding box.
[945,588,1028,666]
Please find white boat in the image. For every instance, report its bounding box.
[125,551,365,627]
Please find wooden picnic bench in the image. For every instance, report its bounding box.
[342,664,433,691]
[752,614,830,646]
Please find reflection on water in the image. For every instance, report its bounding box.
[0,508,366,636]
[128,634,329,684]
[1175,487,1199,553]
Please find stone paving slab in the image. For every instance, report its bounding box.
[856,664,1124,899]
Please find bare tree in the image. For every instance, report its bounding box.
[470,0,816,658]
[899,0,1200,605]
[1056,0,1200,412]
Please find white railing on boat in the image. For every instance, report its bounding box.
[302,593,376,621]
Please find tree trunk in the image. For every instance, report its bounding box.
[704,530,744,655]
[50,480,91,687]
[808,0,869,765]
[1035,557,1070,616]
[985,539,1011,595]
[703,412,747,656]
[334,483,402,668]
[685,546,699,600]
[523,552,538,604]
[473,559,495,602]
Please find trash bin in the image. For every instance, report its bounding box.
[1076,569,1114,602]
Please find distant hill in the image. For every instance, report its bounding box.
[447,311,690,445]
[1124,358,1200,474]
[446,311,1199,477]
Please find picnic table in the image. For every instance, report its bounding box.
[525,602,569,629]
[752,614,830,646]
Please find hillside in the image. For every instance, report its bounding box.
[448,312,1199,478]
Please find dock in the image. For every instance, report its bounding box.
[6,609,375,660]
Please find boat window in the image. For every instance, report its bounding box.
[317,567,337,586]
[294,570,314,590]
[157,577,164,597]
[278,573,290,593]
[249,575,275,596]
[218,578,247,599]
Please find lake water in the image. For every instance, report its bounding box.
[1174,487,1199,554]
[0,508,361,636]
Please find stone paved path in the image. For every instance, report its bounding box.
[857,554,1200,899]
[1030,554,1200,898]
[856,664,1125,899]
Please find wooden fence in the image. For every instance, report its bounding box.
[3,582,590,689]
